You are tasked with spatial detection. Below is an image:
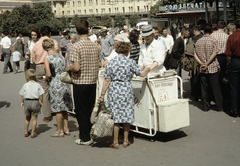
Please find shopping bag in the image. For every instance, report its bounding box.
[91,102,114,139]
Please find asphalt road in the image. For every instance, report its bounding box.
[0,36,240,166]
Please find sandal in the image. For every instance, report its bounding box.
[123,141,130,148]
[64,130,70,136]
[51,131,64,137]
[110,143,119,149]
[31,133,38,138]
[24,131,30,137]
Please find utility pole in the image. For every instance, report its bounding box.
[204,0,209,23]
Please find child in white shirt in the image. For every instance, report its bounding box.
[12,46,21,74]
[19,69,44,138]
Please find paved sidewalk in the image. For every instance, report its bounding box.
[0,59,240,166]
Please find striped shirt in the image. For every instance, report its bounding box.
[195,34,220,74]
[129,41,140,64]
[210,30,228,54]
[69,38,101,84]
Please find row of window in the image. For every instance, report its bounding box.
[53,0,154,8]
[54,5,149,15]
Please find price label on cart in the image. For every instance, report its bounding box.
[150,77,178,104]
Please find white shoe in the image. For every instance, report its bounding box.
[75,139,93,145]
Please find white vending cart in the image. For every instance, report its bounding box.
[97,69,190,137]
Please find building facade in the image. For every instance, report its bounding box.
[0,0,31,14]
[31,0,157,19]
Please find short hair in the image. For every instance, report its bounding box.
[42,39,55,51]
[193,25,201,31]
[115,42,132,55]
[227,23,236,33]
[203,23,213,34]
[29,28,41,39]
[62,31,68,36]
[217,21,226,29]
[180,27,189,35]
[25,69,36,81]
[129,29,140,43]
[197,19,207,26]
[2,31,9,36]
[75,20,89,35]
[161,27,168,32]
[40,26,52,36]
[152,26,159,31]
[212,23,218,31]
[234,18,240,29]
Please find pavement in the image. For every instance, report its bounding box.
[0,37,240,166]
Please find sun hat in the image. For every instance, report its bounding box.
[141,25,155,37]
[114,34,130,43]
[101,27,108,32]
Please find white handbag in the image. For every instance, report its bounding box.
[60,71,72,84]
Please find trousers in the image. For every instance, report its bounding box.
[73,83,96,142]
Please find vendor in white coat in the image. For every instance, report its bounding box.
[138,25,166,75]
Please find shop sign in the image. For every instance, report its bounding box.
[163,2,230,11]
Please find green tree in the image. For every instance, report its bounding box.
[71,14,80,25]
[88,15,100,27]
[100,14,112,27]
[32,3,54,22]
[114,14,126,28]
[129,14,141,27]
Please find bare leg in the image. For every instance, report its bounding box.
[113,123,120,144]
[24,115,31,134]
[62,111,69,133]
[110,123,120,149]
[123,123,130,147]
[56,112,63,133]
[123,123,130,142]
[31,115,38,135]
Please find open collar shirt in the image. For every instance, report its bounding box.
[69,38,101,84]
[159,34,174,50]
[195,34,220,74]
[0,36,11,49]
[210,30,228,54]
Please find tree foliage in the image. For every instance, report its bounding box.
[0,3,65,36]
[129,14,141,27]
[114,14,126,28]
[88,15,100,27]
[71,14,80,25]
[100,14,112,27]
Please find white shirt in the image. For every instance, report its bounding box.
[138,39,166,74]
[12,51,21,62]
[19,81,44,99]
[0,36,11,49]
[89,34,97,42]
[159,34,174,50]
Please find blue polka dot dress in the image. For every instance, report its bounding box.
[46,54,73,113]
[104,55,142,123]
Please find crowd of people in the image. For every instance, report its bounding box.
[1,17,240,149]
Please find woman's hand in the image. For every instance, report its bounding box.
[66,64,72,72]
[97,95,104,103]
